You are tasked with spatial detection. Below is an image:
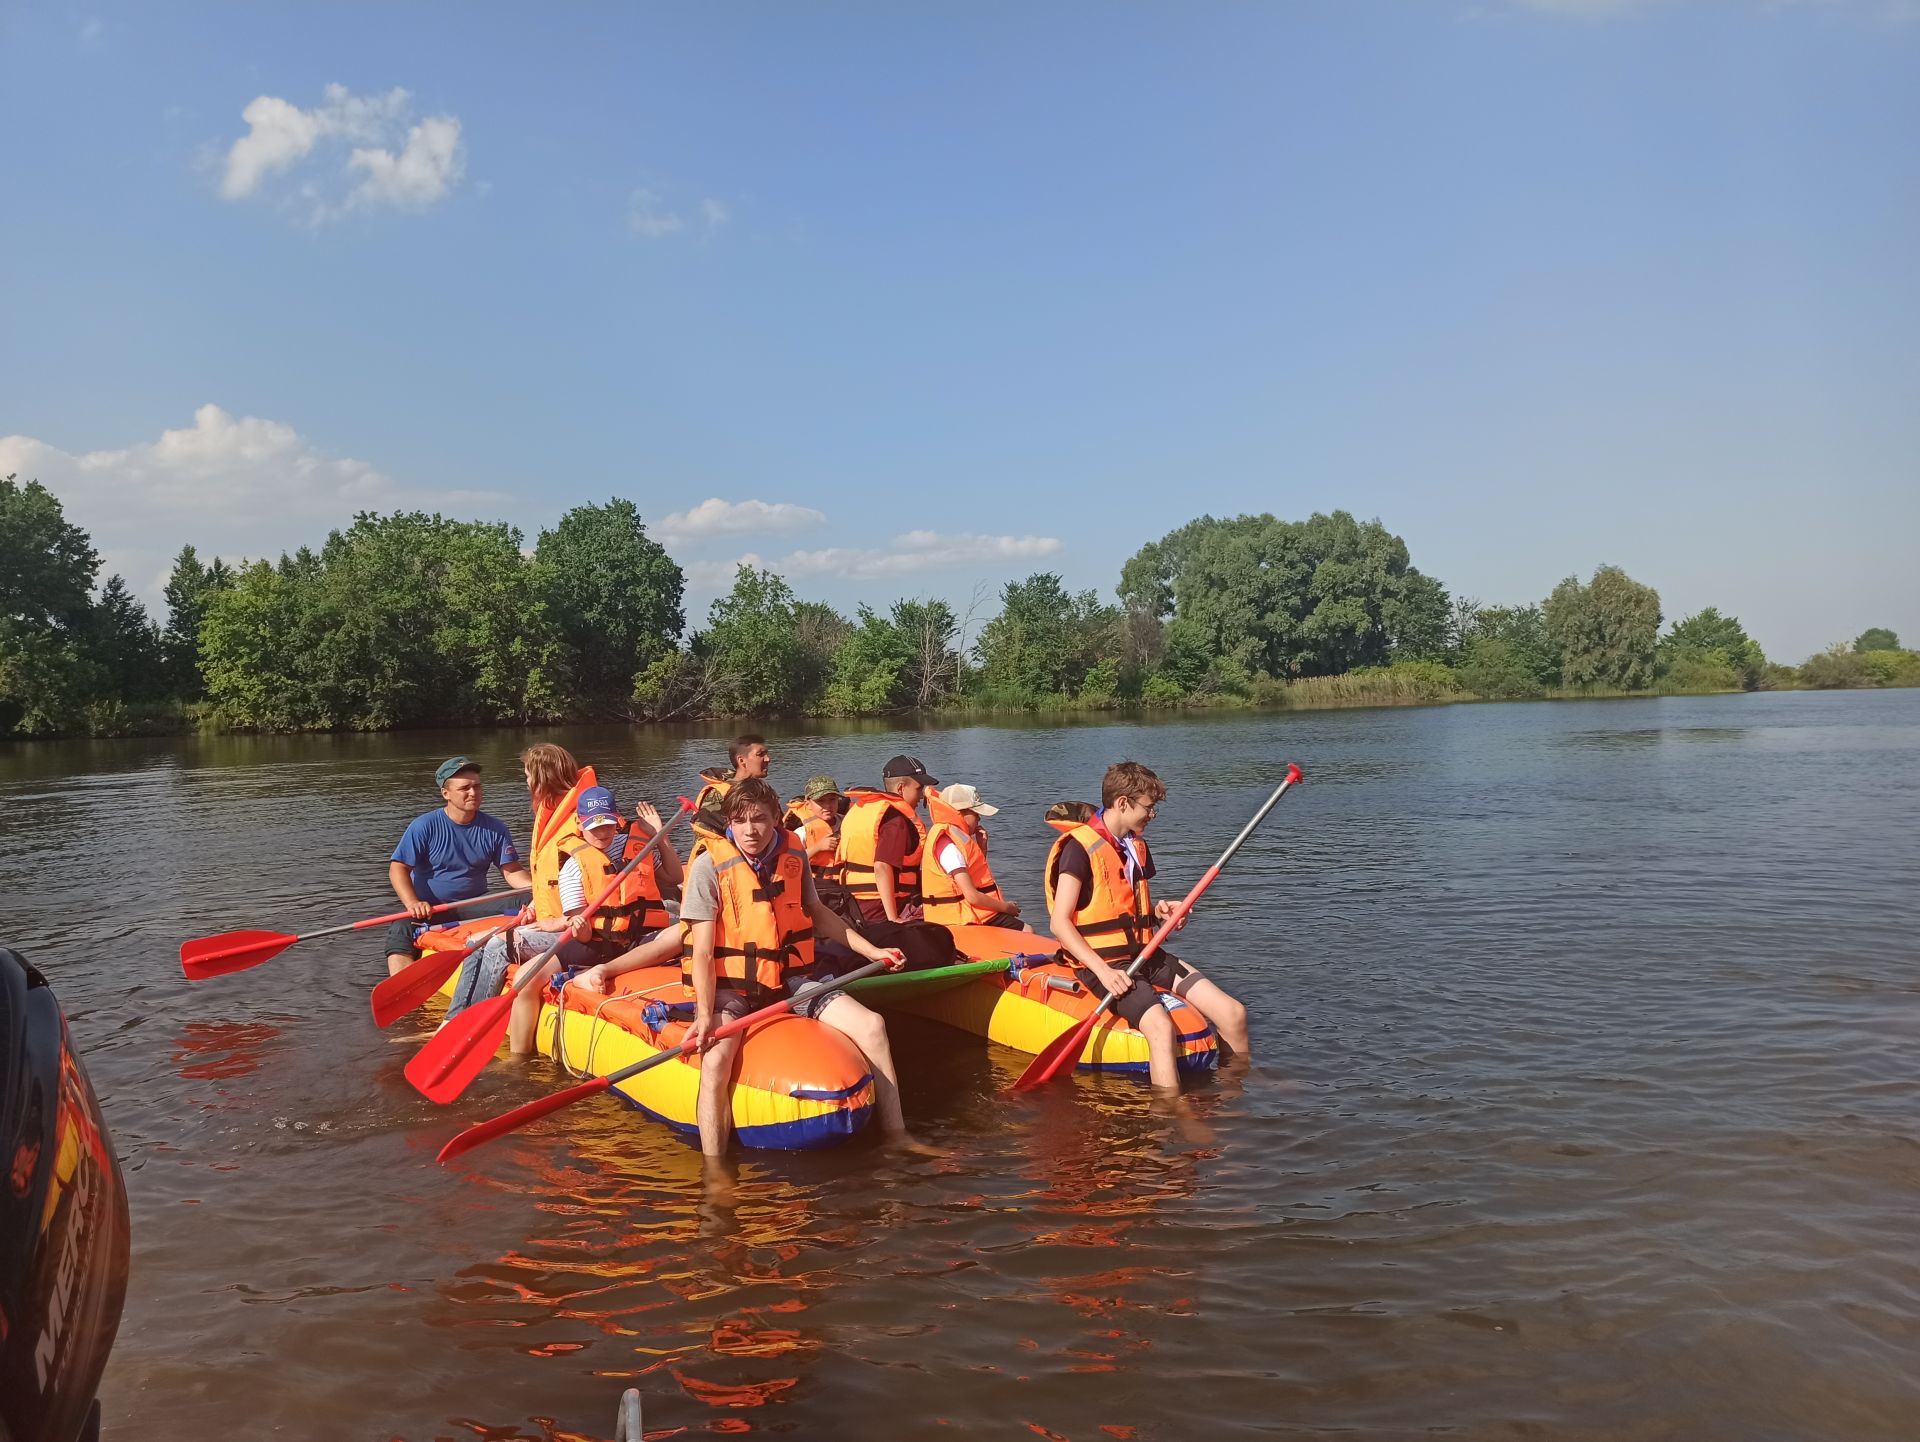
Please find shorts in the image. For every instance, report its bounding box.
[713,963,852,1025]
[445,926,599,1019]
[380,899,519,962]
[1071,951,1200,1029]
[972,912,1025,931]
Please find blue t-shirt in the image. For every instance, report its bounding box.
[390,809,521,907]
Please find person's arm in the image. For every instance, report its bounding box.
[688,918,720,1049]
[874,861,901,923]
[631,803,683,892]
[1049,870,1131,997]
[388,860,432,921]
[954,868,1017,917]
[559,857,595,943]
[806,894,906,970]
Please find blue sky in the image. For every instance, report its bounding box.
[3,0,1916,661]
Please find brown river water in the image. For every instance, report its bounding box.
[2,692,1916,1440]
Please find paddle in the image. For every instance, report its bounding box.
[435,957,894,1163]
[404,799,695,1105]
[180,884,531,981]
[370,918,520,1028]
[1011,762,1304,1092]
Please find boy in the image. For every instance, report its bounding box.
[683,779,912,1155]
[1046,761,1250,1088]
[922,783,1030,931]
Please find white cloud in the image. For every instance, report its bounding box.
[219,84,461,220]
[700,198,730,227]
[688,530,1063,586]
[655,497,827,541]
[627,189,685,239]
[0,405,499,608]
[79,17,104,43]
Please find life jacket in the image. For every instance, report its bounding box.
[530,763,598,923]
[1042,805,1152,963]
[836,788,925,906]
[693,765,734,815]
[784,796,845,883]
[921,793,1002,926]
[558,823,670,946]
[681,832,815,998]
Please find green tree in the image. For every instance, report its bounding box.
[1455,635,1545,699]
[1543,565,1662,691]
[161,544,231,700]
[0,474,103,734]
[1800,643,1874,690]
[824,606,912,715]
[533,500,684,710]
[1472,604,1559,688]
[974,573,1115,700]
[1854,627,1900,653]
[86,575,166,703]
[1659,607,1765,690]
[698,567,825,715]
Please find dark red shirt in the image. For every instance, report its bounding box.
[858,809,922,922]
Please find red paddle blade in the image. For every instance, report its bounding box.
[370,948,470,1028]
[404,993,515,1104]
[180,929,298,980]
[1012,1012,1098,1092]
[436,1075,613,1163]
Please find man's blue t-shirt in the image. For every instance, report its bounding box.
[390,810,521,907]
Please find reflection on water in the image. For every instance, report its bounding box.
[1,692,1917,1438]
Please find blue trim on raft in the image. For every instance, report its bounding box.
[787,1074,875,1101]
[606,1083,875,1151]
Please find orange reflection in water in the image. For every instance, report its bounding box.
[171,1019,284,1081]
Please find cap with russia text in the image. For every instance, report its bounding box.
[576,786,622,827]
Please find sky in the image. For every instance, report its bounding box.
[2,0,1916,662]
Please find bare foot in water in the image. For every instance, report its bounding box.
[884,1131,948,1159]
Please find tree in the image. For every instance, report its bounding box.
[86,575,166,703]
[161,544,232,699]
[1800,643,1874,690]
[697,567,824,715]
[1472,604,1558,689]
[533,500,684,710]
[0,474,102,734]
[1543,565,1661,691]
[974,573,1115,700]
[1855,627,1901,653]
[1659,607,1765,690]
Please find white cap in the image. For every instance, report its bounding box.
[938,783,998,816]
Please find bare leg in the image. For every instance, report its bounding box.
[507,956,561,1055]
[1173,975,1249,1056]
[612,927,684,972]
[1136,1002,1180,1090]
[813,996,907,1136]
[386,952,412,978]
[696,1033,743,1157]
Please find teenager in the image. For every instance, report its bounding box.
[1046,761,1250,1088]
[383,757,531,977]
[922,783,1030,931]
[836,756,960,969]
[693,734,772,817]
[683,779,912,1156]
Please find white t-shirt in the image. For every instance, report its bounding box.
[936,840,968,878]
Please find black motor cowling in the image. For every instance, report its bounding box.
[0,948,129,1442]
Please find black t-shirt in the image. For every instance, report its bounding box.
[1050,833,1155,914]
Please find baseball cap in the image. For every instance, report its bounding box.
[938,783,998,816]
[883,755,938,787]
[576,785,622,828]
[435,756,480,787]
[803,774,841,801]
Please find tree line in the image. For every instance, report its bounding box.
[3,473,1914,737]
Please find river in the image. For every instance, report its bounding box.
[2,691,1916,1440]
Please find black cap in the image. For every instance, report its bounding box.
[883,755,938,787]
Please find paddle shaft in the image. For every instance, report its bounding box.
[437,957,892,1162]
[1017,763,1302,1088]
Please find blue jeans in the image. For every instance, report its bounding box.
[445,927,599,1018]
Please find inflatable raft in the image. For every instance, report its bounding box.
[417,921,876,1149]
[858,925,1218,1076]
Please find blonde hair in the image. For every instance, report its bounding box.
[519,743,582,811]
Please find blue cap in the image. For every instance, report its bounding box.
[435,756,479,787]
[576,786,621,827]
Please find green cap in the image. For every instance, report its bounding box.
[803,774,841,801]
[435,756,480,787]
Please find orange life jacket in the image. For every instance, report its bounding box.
[784,796,845,883]
[682,832,815,998]
[1043,812,1152,962]
[693,765,734,815]
[836,788,925,905]
[531,764,598,924]
[559,823,670,945]
[921,793,1002,926]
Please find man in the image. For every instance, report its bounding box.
[384,757,531,977]
[922,783,1031,931]
[683,779,912,1156]
[1046,760,1250,1089]
[694,734,772,817]
[837,755,934,925]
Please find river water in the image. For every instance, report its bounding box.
[2,691,1916,1440]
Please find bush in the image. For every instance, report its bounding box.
[1800,645,1875,689]
[1655,647,1743,694]
[1455,636,1544,700]
[1140,672,1185,708]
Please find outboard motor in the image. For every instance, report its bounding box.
[0,948,129,1442]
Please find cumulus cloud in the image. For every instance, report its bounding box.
[0,405,499,607]
[654,497,827,541]
[219,84,462,220]
[688,530,1063,585]
[627,188,731,239]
